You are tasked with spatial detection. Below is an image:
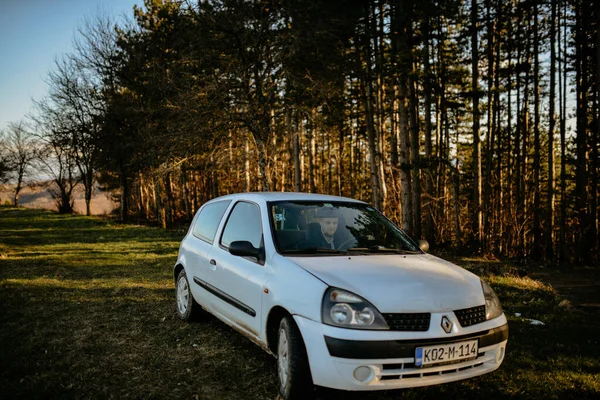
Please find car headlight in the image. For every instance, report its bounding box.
[481,280,503,320]
[322,287,388,330]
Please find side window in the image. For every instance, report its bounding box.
[192,200,231,243]
[221,202,263,249]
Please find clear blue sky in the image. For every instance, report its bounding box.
[0,0,141,133]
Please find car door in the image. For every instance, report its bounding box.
[207,200,267,337]
[185,200,231,306]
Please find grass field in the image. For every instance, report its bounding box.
[1,206,599,399]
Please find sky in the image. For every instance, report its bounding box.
[0,0,141,133]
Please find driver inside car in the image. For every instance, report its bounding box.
[305,208,349,250]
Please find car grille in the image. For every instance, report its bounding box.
[378,355,490,381]
[454,305,486,327]
[383,313,431,331]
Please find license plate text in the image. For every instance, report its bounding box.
[415,340,478,367]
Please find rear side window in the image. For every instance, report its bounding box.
[220,201,263,249]
[192,200,231,243]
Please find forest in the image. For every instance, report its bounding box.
[0,0,598,264]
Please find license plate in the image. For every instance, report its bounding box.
[415,340,478,367]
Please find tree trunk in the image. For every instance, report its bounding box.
[575,0,588,262]
[362,54,383,210]
[165,172,174,226]
[244,132,251,192]
[307,115,316,193]
[453,165,461,247]
[484,0,494,253]
[338,122,344,196]
[471,0,483,244]
[14,168,23,207]
[139,172,148,220]
[546,0,557,260]
[293,113,301,192]
[392,0,413,233]
[493,3,501,254]
[532,2,542,260]
[84,181,92,216]
[594,2,600,258]
[398,77,412,233]
[255,136,271,192]
[506,49,513,255]
[422,9,434,242]
[154,175,166,229]
[409,73,421,239]
[120,167,129,223]
[559,0,567,262]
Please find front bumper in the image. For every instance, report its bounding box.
[293,313,508,391]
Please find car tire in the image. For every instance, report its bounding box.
[277,315,313,399]
[175,269,202,321]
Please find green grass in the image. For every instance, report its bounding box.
[1,206,599,399]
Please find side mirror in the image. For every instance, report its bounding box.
[229,240,261,259]
[418,239,429,253]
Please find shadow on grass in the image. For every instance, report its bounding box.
[0,285,279,399]
[0,207,185,248]
[1,230,183,248]
[2,282,598,400]
[1,256,176,281]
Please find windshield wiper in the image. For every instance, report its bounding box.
[346,246,421,254]
[282,247,348,255]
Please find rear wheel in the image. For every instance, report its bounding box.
[277,316,313,399]
[176,269,202,321]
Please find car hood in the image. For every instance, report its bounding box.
[287,254,484,312]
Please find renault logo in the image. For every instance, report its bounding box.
[441,316,453,333]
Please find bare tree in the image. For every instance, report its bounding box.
[45,55,102,216]
[37,139,79,214]
[31,99,80,214]
[0,131,11,185]
[3,121,36,206]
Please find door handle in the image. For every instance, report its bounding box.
[209,259,216,270]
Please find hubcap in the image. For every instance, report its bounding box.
[277,327,289,387]
[177,276,189,315]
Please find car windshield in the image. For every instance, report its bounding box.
[269,201,421,255]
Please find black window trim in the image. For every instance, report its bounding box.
[191,200,232,244]
[218,199,265,265]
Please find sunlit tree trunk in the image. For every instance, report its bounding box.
[546,0,557,260]
[532,2,542,260]
[422,7,434,242]
[559,0,567,262]
[393,0,413,233]
[244,132,251,192]
[153,175,165,229]
[484,0,494,252]
[471,0,483,244]
[409,73,421,239]
[293,113,301,192]
[575,0,588,262]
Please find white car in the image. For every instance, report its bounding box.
[174,193,508,399]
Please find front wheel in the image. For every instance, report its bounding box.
[175,269,202,321]
[277,316,313,399]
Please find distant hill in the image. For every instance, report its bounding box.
[0,183,117,215]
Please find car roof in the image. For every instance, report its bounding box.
[207,192,368,205]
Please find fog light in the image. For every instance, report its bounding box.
[496,346,505,362]
[353,366,373,382]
